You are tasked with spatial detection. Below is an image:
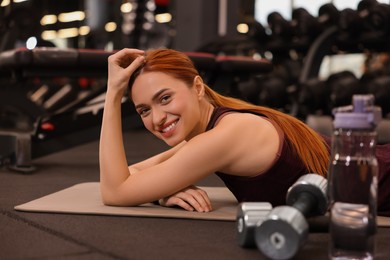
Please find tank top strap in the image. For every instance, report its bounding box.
[205,107,238,131]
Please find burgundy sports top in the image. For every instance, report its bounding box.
[205,107,390,216]
[205,107,308,207]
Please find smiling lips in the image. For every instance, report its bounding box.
[160,120,178,136]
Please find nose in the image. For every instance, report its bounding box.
[152,107,167,127]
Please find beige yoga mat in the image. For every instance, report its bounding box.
[14,182,238,221]
[14,182,390,226]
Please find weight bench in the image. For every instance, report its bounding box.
[0,48,114,171]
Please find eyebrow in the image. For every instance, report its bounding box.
[135,88,169,109]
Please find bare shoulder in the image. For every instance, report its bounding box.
[213,112,278,137]
[205,112,281,175]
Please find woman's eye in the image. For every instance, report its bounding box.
[160,95,171,104]
[138,108,150,117]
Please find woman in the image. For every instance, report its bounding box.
[100,48,389,215]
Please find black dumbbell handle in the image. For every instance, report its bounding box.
[292,191,317,217]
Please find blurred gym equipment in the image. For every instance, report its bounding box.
[0,48,114,171]
[210,55,273,99]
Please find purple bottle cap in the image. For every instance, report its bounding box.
[333,94,382,129]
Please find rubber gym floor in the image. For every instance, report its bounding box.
[1,128,390,260]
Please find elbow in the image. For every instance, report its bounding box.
[101,194,129,207]
[100,186,140,207]
[99,180,120,205]
[101,196,140,207]
[101,192,118,206]
[100,186,123,206]
[101,195,117,206]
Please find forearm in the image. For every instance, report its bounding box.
[99,90,130,200]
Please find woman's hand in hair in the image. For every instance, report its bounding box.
[107,48,145,95]
[158,185,212,212]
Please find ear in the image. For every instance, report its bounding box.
[193,76,205,99]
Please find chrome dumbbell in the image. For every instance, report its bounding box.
[255,173,328,260]
[236,202,273,248]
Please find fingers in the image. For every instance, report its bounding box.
[107,48,145,93]
[162,197,196,212]
[162,187,213,213]
[185,186,212,212]
[108,48,145,70]
[119,48,145,56]
[123,55,145,76]
[112,48,144,60]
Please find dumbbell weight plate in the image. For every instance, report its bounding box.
[255,206,308,260]
[236,202,273,248]
[287,173,328,216]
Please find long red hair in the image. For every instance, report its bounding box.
[128,49,330,177]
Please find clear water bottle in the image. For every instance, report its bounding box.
[328,94,382,260]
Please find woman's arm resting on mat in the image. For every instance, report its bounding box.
[128,142,212,212]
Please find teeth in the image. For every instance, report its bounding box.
[162,122,177,133]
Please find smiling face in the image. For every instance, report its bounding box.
[131,71,206,146]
